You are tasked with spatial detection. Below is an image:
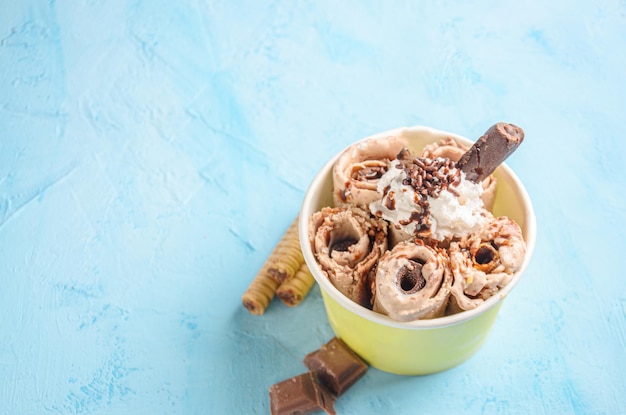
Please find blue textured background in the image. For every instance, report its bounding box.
[1,1,625,414]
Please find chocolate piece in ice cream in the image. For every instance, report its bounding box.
[303,337,368,396]
[457,123,524,183]
[269,372,336,415]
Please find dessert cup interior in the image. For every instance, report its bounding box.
[299,125,537,330]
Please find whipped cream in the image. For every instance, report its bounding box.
[369,156,488,241]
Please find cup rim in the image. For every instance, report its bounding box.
[299,125,537,330]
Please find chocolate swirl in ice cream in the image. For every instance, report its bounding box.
[372,240,452,321]
[447,216,526,313]
[333,135,408,208]
[308,206,388,308]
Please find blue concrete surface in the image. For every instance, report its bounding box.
[1,1,625,414]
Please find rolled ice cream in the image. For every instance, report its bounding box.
[307,123,527,321]
[308,206,388,308]
[447,216,526,313]
[333,135,408,208]
[372,240,452,321]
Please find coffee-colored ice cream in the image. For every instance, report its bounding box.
[307,123,527,321]
[308,206,388,307]
[372,240,452,321]
[333,135,408,208]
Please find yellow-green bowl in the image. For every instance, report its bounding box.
[299,125,537,375]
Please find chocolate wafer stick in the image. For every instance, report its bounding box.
[457,123,524,183]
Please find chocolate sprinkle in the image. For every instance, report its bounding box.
[382,156,462,237]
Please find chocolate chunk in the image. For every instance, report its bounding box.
[457,122,524,183]
[303,337,368,396]
[269,372,336,415]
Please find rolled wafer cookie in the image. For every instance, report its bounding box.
[265,218,304,283]
[276,263,315,307]
[242,217,305,315]
[241,264,281,316]
[372,240,452,321]
[457,123,524,183]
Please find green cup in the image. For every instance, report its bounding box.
[299,126,536,375]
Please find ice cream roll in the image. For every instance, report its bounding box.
[447,216,526,313]
[420,137,467,161]
[372,240,452,321]
[308,206,388,308]
[333,135,408,208]
[421,137,497,211]
[387,223,414,248]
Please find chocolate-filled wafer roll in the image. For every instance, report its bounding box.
[421,138,497,211]
[241,264,281,316]
[242,217,304,315]
[265,217,303,283]
[447,216,526,313]
[457,123,524,183]
[372,240,452,321]
[276,263,315,307]
[333,135,408,208]
[308,206,388,308]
